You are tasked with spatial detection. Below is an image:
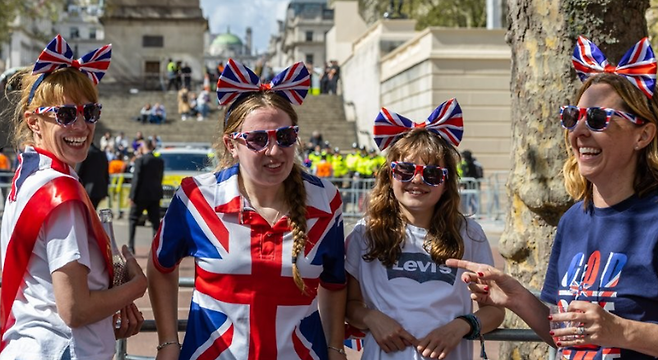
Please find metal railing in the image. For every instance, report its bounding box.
[115,278,550,360]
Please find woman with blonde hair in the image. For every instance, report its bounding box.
[0,35,146,360]
[449,36,658,358]
[148,59,347,359]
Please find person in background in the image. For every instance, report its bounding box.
[458,150,483,215]
[150,102,166,124]
[345,99,504,359]
[148,59,347,359]
[128,140,164,253]
[139,103,151,124]
[448,36,658,358]
[77,142,109,209]
[0,34,146,360]
[0,148,11,171]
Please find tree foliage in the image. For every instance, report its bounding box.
[358,0,486,29]
[0,0,66,44]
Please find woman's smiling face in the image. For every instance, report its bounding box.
[27,95,96,167]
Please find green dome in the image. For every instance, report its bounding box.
[212,33,243,47]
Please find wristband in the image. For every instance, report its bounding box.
[157,340,181,351]
[456,314,481,340]
[327,345,347,355]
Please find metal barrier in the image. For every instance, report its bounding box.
[115,278,549,360]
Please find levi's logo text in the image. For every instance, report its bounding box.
[387,253,456,284]
[559,250,627,359]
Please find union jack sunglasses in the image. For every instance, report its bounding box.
[390,161,448,187]
[559,105,644,132]
[33,103,102,127]
[231,126,299,152]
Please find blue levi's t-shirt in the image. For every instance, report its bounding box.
[541,191,658,359]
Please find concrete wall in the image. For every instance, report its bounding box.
[326,1,367,65]
[101,19,206,86]
[380,28,511,173]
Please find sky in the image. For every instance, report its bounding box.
[199,0,290,54]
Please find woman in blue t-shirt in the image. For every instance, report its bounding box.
[448,36,658,359]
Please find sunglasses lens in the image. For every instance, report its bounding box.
[586,108,608,130]
[276,127,298,147]
[392,162,415,182]
[56,106,78,126]
[244,131,269,151]
[561,106,579,129]
[83,104,101,123]
[423,166,444,186]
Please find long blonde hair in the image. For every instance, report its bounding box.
[9,68,98,150]
[563,73,658,204]
[364,129,465,266]
[214,92,310,294]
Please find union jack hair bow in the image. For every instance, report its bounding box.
[216,58,310,107]
[33,34,112,85]
[373,98,464,151]
[573,35,657,98]
[28,34,111,105]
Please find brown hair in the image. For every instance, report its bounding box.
[9,68,98,149]
[214,92,310,293]
[364,129,465,267]
[563,73,658,204]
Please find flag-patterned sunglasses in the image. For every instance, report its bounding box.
[231,126,299,152]
[390,161,448,187]
[560,105,643,132]
[33,103,102,127]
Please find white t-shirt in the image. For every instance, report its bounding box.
[345,218,494,360]
[1,175,114,360]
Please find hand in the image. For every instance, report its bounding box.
[363,309,418,353]
[114,302,144,339]
[445,258,524,308]
[550,300,622,348]
[416,319,471,359]
[155,342,181,360]
[123,245,146,281]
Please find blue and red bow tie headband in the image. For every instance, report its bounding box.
[27,34,112,105]
[373,98,464,151]
[572,35,657,98]
[216,59,311,123]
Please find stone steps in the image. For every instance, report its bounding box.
[94,90,356,151]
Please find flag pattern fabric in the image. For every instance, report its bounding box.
[373,98,464,151]
[151,166,346,360]
[216,59,310,106]
[33,34,112,85]
[572,35,657,98]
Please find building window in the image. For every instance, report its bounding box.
[143,35,164,48]
[89,28,97,40]
[145,61,160,74]
[305,54,314,66]
[70,27,80,39]
[305,31,313,42]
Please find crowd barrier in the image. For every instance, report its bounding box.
[114,279,554,360]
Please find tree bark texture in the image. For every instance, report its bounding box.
[502,0,649,358]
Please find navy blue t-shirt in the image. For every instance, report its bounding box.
[541,192,658,359]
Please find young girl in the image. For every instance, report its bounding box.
[345,99,505,359]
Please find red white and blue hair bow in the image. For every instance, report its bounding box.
[572,35,657,98]
[373,98,464,151]
[28,34,111,105]
[216,58,310,106]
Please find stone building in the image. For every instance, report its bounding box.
[100,0,207,89]
[270,0,334,69]
[330,1,512,174]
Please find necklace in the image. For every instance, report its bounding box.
[240,182,285,225]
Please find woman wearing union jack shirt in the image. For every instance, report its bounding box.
[0,35,147,360]
[449,37,658,359]
[148,60,347,360]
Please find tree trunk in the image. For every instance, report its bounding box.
[502,0,649,358]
